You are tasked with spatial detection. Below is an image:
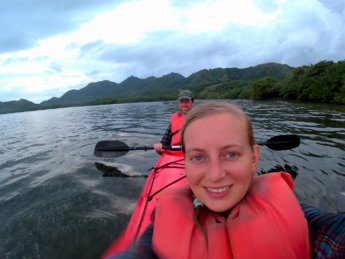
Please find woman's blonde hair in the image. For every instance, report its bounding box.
[181,101,255,152]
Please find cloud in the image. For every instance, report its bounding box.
[0,0,345,103]
[0,0,120,53]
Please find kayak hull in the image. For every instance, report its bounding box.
[102,151,187,257]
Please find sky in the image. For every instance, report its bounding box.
[0,0,344,104]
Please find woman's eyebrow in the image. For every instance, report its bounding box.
[185,147,204,153]
[222,144,243,149]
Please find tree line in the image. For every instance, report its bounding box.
[223,60,345,104]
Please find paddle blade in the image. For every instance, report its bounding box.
[263,134,300,150]
[94,140,130,157]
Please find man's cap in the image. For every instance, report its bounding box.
[178,90,193,100]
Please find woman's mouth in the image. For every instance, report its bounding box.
[207,186,229,193]
[205,185,231,197]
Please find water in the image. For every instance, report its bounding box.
[0,100,344,259]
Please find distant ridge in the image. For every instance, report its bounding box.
[0,62,297,114]
[0,99,40,114]
[4,60,344,114]
[40,80,119,106]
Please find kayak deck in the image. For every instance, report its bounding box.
[102,151,187,257]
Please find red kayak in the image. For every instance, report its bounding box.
[102,151,187,258]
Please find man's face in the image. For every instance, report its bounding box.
[179,99,193,115]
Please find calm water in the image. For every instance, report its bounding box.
[0,100,344,259]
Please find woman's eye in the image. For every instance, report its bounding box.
[191,155,204,161]
[225,151,238,159]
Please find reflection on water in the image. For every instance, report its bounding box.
[94,162,148,178]
[0,101,344,258]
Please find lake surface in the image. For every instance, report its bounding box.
[1,100,344,259]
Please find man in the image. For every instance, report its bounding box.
[153,90,194,154]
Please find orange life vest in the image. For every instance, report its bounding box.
[152,172,311,259]
[170,112,185,145]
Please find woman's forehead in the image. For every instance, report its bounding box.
[188,112,245,128]
[185,113,247,140]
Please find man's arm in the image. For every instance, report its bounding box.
[153,124,172,154]
[160,124,172,146]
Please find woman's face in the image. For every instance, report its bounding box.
[184,113,260,212]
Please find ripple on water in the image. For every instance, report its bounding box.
[0,101,344,259]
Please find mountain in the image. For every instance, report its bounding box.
[115,72,186,96]
[0,99,40,114]
[1,63,294,114]
[39,73,187,108]
[186,63,292,86]
[40,80,119,107]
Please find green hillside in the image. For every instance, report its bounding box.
[1,61,344,114]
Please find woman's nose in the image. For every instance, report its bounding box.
[207,159,225,182]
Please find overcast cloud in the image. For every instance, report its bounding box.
[0,0,344,103]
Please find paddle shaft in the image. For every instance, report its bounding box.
[96,145,181,152]
[94,134,300,157]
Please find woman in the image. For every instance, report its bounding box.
[115,101,310,259]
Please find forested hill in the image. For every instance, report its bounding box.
[1,61,345,114]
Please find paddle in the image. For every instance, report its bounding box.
[94,134,300,158]
[257,134,300,151]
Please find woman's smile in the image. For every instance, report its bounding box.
[205,185,232,197]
